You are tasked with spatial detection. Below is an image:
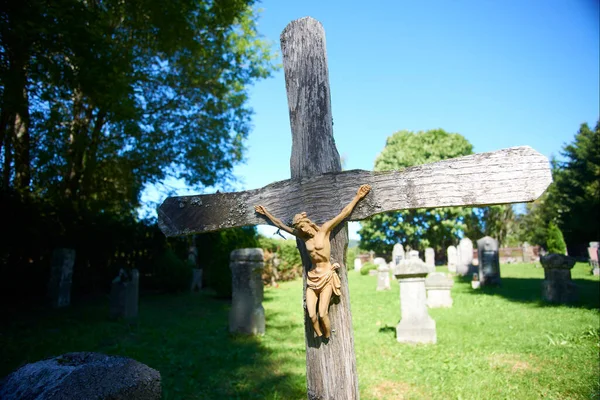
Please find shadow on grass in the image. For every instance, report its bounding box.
[457,275,600,310]
[0,291,306,400]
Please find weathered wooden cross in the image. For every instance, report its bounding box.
[158,17,552,400]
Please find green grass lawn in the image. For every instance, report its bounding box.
[1,262,598,399]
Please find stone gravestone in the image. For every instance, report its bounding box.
[588,242,599,276]
[425,247,435,270]
[477,236,501,286]
[0,352,161,400]
[425,272,454,308]
[354,258,362,272]
[394,259,437,344]
[372,257,387,276]
[392,243,405,267]
[522,242,533,263]
[48,248,75,308]
[229,248,265,335]
[376,262,391,291]
[456,238,473,276]
[447,245,457,273]
[189,241,202,291]
[110,268,139,320]
[540,253,578,304]
[157,17,552,399]
[409,250,420,260]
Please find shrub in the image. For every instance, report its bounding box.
[151,249,193,293]
[547,222,567,254]
[360,262,377,275]
[258,236,302,282]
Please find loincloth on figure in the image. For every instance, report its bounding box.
[307,262,341,296]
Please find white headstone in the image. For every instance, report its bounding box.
[425,272,454,308]
[409,250,420,260]
[392,243,405,267]
[447,246,457,273]
[425,248,435,271]
[376,263,391,291]
[354,258,362,272]
[393,259,437,344]
[457,238,473,276]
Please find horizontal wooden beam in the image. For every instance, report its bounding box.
[158,146,552,237]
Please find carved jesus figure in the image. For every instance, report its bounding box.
[255,184,371,338]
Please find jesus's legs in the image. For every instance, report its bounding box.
[306,287,322,336]
[318,283,334,338]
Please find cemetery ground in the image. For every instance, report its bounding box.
[1,263,598,399]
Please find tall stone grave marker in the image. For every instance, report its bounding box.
[377,262,391,291]
[425,247,435,270]
[392,243,405,267]
[447,245,457,273]
[588,242,599,276]
[457,238,473,276]
[48,248,75,308]
[477,236,501,286]
[522,242,533,263]
[354,258,362,272]
[394,259,437,344]
[229,248,265,335]
[540,253,578,304]
[110,268,139,319]
[425,272,454,308]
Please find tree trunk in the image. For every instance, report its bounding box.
[80,109,106,207]
[281,17,359,400]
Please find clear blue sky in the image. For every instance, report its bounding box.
[144,0,600,240]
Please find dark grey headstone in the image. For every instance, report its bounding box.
[0,352,161,400]
[110,269,139,320]
[229,248,265,335]
[540,254,578,303]
[477,236,501,286]
[48,248,75,308]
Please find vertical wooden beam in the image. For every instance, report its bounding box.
[281,17,359,400]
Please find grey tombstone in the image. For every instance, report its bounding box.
[477,236,501,286]
[110,269,139,319]
[522,242,533,263]
[48,248,76,308]
[0,352,161,400]
[376,262,391,291]
[392,243,405,267]
[354,258,362,272]
[456,238,473,276]
[425,247,435,270]
[588,242,599,276]
[447,246,457,273]
[394,258,437,344]
[191,268,203,291]
[229,248,265,335]
[540,254,578,304]
[425,272,454,308]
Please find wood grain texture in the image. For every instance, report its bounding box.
[281,17,358,400]
[158,145,552,237]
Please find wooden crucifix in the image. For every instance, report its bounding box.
[158,17,552,400]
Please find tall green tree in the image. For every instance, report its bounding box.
[1,0,276,217]
[358,129,474,256]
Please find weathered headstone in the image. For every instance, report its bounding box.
[425,247,435,270]
[392,243,405,267]
[110,268,139,320]
[456,238,473,276]
[588,242,599,276]
[190,268,202,291]
[354,258,362,272]
[377,263,391,291]
[477,236,501,286]
[425,272,454,308]
[522,242,533,263]
[48,248,75,308]
[372,257,387,276]
[369,250,375,262]
[0,352,161,400]
[409,250,420,260]
[157,17,552,399]
[447,245,457,273]
[394,259,437,344]
[229,248,265,335]
[540,253,578,304]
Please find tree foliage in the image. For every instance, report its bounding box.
[358,129,474,256]
[546,222,567,254]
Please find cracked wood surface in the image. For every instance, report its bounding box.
[158,145,552,237]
